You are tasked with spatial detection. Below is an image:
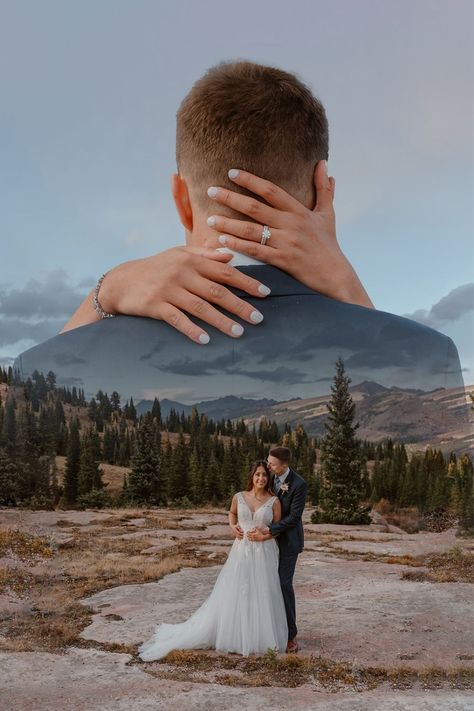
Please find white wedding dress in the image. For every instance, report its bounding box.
[138,492,288,660]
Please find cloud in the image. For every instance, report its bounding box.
[0,269,88,319]
[0,318,64,347]
[54,353,87,366]
[403,283,474,328]
[56,376,85,387]
[0,356,16,367]
[234,365,309,385]
[0,270,90,357]
[153,352,234,376]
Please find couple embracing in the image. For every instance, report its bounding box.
[138,447,307,660]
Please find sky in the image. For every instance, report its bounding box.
[1,0,473,382]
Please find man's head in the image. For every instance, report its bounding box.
[267,446,291,476]
[172,61,329,243]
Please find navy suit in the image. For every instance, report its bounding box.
[15,265,466,407]
[270,468,307,640]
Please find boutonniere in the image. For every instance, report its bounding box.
[280,483,289,494]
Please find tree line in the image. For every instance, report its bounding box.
[0,364,472,533]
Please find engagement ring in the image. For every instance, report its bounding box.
[260,225,271,245]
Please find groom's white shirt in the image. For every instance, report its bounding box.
[278,468,290,485]
[216,247,265,266]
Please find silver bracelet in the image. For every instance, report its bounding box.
[92,272,116,319]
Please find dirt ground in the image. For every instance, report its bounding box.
[0,506,473,710]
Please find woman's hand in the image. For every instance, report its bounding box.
[61,246,272,344]
[230,523,244,540]
[247,526,272,542]
[205,161,374,309]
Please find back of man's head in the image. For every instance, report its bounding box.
[176,61,329,212]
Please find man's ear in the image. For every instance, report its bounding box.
[171,173,193,231]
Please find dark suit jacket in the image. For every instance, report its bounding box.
[15,266,466,437]
[270,468,307,556]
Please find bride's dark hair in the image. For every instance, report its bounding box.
[245,460,274,493]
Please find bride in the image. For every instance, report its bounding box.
[138,461,288,660]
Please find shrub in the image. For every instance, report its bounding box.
[76,488,110,510]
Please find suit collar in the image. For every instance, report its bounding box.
[233,265,322,298]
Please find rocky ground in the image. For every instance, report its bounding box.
[0,506,473,710]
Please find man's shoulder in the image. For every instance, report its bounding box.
[14,271,464,398]
[289,470,307,488]
[237,265,453,341]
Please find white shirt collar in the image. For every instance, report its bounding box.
[216,247,265,266]
[278,468,290,483]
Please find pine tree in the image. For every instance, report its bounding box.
[2,397,16,453]
[78,430,103,496]
[314,356,370,524]
[451,454,474,534]
[398,453,421,508]
[64,420,80,505]
[0,448,18,504]
[127,414,162,504]
[189,445,204,504]
[16,404,40,501]
[128,397,137,422]
[205,451,221,504]
[168,430,190,502]
[110,391,121,412]
[151,398,162,427]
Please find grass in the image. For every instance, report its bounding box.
[402,546,474,583]
[140,649,474,691]
[0,519,227,654]
[0,528,55,561]
[1,509,473,692]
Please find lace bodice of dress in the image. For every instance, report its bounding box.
[237,491,277,533]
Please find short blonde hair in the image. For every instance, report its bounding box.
[176,61,329,211]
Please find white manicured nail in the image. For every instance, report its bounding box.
[207,186,219,198]
[258,284,271,296]
[231,324,244,337]
[250,311,264,323]
[199,333,210,344]
[218,235,227,245]
[228,169,240,179]
[207,216,216,227]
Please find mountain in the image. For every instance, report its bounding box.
[136,382,472,455]
[242,383,473,456]
[136,395,281,420]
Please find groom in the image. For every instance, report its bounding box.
[248,446,307,653]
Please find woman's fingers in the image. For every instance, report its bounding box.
[202,258,272,298]
[157,262,271,342]
[313,160,334,213]
[206,214,283,246]
[207,185,285,228]
[187,246,234,262]
[155,303,211,345]
[199,277,265,325]
[226,168,306,214]
[216,234,282,267]
[172,288,247,339]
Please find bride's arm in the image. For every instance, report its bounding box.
[228,494,244,539]
[60,247,272,344]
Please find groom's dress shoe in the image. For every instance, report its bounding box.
[286,639,298,654]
